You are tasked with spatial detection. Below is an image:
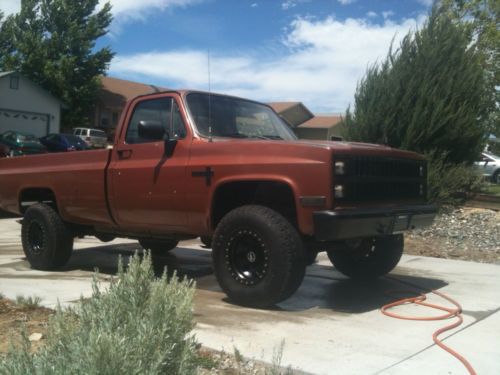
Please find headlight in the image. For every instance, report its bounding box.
[334,185,344,198]
[335,161,345,175]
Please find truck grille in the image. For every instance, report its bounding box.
[333,155,427,203]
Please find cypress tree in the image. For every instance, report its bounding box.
[342,5,492,164]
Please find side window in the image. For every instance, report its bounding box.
[126,98,172,144]
[172,101,186,139]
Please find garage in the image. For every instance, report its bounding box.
[0,71,61,138]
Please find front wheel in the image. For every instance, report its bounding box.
[139,239,179,255]
[327,235,404,280]
[212,205,306,307]
[21,203,74,270]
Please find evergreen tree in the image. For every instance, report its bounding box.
[342,5,492,164]
[0,0,114,127]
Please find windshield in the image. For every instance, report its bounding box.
[186,93,297,140]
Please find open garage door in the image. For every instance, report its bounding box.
[0,109,50,138]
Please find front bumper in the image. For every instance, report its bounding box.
[313,204,437,241]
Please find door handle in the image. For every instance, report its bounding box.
[117,149,132,159]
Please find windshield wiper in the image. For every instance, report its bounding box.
[253,135,284,140]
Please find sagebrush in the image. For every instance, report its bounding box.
[0,253,197,375]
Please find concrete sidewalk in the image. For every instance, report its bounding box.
[1,217,499,374]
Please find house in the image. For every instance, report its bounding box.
[0,71,62,137]
[268,102,343,140]
[92,76,167,133]
[267,102,314,128]
[294,115,343,140]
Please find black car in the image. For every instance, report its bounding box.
[39,133,89,152]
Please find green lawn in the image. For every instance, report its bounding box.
[482,183,500,196]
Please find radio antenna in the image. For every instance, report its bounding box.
[207,49,213,142]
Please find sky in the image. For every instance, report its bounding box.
[1,0,433,113]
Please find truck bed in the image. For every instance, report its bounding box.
[0,149,113,226]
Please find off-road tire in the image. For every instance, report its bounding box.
[200,236,212,248]
[327,234,404,280]
[21,203,73,270]
[139,239,179,255]
[212,205,306,307]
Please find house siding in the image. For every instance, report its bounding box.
[0,74,60,137]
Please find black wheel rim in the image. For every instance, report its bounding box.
[225,230,268,285]
[28,221,44,255]
[345,238,377,262]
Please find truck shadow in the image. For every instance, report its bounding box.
[59,244,449,315]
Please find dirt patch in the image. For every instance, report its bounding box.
[0,298,53,354]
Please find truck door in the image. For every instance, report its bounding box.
[108,94,190,232]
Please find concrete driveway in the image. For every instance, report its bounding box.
[0,217,499,375]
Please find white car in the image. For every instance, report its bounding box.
[474,152,500,184]
[73,128,108,149]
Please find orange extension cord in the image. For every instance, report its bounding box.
[381,277,477,375]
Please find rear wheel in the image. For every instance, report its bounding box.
[21,203,73,270]
[139,239,179,255]
[212,205,306,307]
[327,235,404,280]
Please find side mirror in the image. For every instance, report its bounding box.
[138,120,165,141]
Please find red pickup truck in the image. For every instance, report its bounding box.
[0,90,436,307]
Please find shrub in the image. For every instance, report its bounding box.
[427,152,484,204]
[15,295,42,309]
[0,253,197,375]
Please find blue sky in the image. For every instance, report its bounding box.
[1,0,433,113]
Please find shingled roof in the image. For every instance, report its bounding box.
[98,76,168,109]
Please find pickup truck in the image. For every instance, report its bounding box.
[0,90,436,307]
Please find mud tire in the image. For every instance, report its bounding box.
[139,239,179,255]
[327,234,404,280]
[21,203,73,270]
[212,205,306,307]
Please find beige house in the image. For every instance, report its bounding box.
[268,102,343,140]
[92,76,167,133]
[294,115,343,140]
[0,71,61,137]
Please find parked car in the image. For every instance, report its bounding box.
[73,128,108,148]
[40,133,89,152]
[474,152,500,184]
[0,131,46,156]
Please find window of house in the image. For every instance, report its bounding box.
[10,76,19,90]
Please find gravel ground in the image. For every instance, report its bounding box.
[406,207,500,264]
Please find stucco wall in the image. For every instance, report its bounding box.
[0,74,60,137]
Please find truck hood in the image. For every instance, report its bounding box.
[210,137,425,161]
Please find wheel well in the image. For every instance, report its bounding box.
[19,188,57,214]
[211,181,297,230]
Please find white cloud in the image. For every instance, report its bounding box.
[281,1,297,10]
[105,0,201,23]
[111,15,426,113]
[366,11,378,18]
[0,0,200,24]
[251,3,258,8]
[337,0,356,5]
[0,0,20,15]
[382,10,395,19]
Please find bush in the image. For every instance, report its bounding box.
[427,152,484,204]
[0,253,197,375]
